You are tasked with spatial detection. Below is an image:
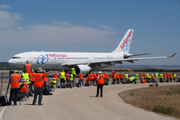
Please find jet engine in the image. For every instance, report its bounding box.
[75,65,92,74]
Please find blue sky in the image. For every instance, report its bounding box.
[0,0,179,65]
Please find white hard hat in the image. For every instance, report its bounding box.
[37,67,43,72]
[53,78,56,80]
[14,70,18,73]
[99,71,102,74]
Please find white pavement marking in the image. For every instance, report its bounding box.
[0,106,7,120]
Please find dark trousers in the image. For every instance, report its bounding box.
[96,84,104,97]
[116,78,119,84]
[9,88,19,105]
[113,79,116,84]
[33,87,43,104]
[29,82,33,94]
[120,78,123,83]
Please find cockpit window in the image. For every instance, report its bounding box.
[12,57,21,59]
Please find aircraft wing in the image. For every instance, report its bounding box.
[90,52,178,65]
[61,52,177,66]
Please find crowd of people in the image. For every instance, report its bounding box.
[8,61,178,106]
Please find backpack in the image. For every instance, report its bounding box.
[0,95,6,106]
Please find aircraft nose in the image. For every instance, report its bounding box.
[8,59,14,65]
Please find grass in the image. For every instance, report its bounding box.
[119,85,180,118]
[152,105,172,115]
[130,90,134,95]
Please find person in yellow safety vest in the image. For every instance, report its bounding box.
[148,73,152,83]
[71,68,76,76]
[155,72,159,82]
[69,72,74,88]
[135,73,139,80]
[124,72,128,83]
[160,73,163,82]
[71,68,76,87]
[129,76,135,84]
[21,70,33,96]
[173,73,176,81]
[146,73,149,83]
[49,78,56,89]
[60,70,66,88]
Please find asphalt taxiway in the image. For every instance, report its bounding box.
[1,82,180,120]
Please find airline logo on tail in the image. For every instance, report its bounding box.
[120,30,133,50]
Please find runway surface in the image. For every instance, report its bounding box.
[1,82,180,120]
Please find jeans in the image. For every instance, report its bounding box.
[69,81,72,88]
[72,80,75,87]
[79,79,84,86]
[91,79,94,85]
[9,88,19,105]
[140,78,142,83]
[33,87,43,104]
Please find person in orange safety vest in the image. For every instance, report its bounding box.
[94,73,98,84]
[163,73,166,82]
[32,67,46,105]
[65,72,70,88]
[96,71,104,97]
[169,73,173,82]
[19,78,29,94]
[23,61,32,74]
[166,73,169,82]
[116,73,119,84]
[120,73,123,83]
[112,72,117,84]
[9,70,21,105]
[79,73,84,86]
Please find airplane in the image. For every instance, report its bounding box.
[8,29,177,74]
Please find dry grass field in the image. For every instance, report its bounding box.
[119,84,180,118]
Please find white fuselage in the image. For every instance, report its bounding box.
[8,51,124,71]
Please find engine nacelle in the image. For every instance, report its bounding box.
[75,65,92,74]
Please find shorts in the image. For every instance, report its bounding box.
[60,78,65,83]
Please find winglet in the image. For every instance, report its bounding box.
[168,52,178,58]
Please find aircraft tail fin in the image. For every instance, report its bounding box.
[112,29,134,53]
